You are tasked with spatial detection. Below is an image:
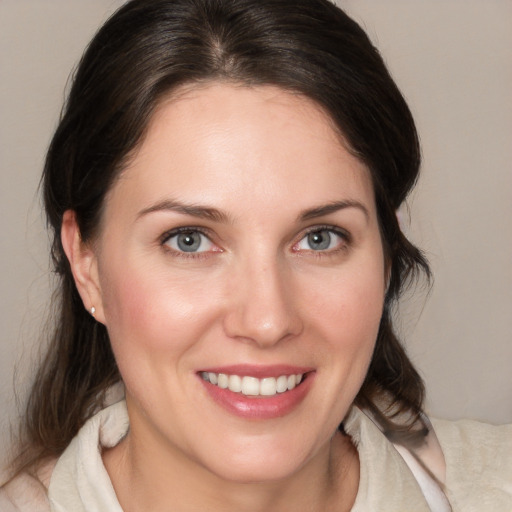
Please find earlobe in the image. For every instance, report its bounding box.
[61,210,105,323]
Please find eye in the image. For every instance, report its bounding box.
[163,229,216,253]
[294,228,348,252]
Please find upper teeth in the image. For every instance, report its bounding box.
[201,372,303,396]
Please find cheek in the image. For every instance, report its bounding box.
[308,262,385,333]
[99,259,220,361]
[303,255,385,378]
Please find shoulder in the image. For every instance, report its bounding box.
[431,417,512,510]
[0,459,56,512]
[432,417,512,473]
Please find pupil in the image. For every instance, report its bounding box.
[308,230,330,250]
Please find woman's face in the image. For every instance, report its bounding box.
[91,84,386,482]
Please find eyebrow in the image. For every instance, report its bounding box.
[137,199,230,223]
[298,200,369,222]
[137,198,369,224]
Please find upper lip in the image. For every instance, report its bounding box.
[197,364,314,379]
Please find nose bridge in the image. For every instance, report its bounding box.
[223,249,302,347]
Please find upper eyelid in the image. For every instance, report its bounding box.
[160,227,218,258]
[290,225,352,255]
[160,226,214,244]
[299,224,351,240]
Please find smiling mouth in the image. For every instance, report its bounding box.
[200,372,304,397]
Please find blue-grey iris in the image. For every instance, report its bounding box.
[308,230,331,250]
[177,232,202,252]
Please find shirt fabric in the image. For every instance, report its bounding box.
[1,399,511,511]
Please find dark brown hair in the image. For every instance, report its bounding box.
[13,0,429,474]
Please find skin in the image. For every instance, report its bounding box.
[62,83,387,511]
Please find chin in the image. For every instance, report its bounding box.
[207,458,304,485]
[196,433,323,484]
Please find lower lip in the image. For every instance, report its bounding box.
[199,373,314,420]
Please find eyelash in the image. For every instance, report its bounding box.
[160,226,217,260]
[159,225,351,259]
[293,225,351,256]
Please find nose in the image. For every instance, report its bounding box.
[223,258,303,348]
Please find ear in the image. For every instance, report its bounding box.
[61,210,105,323]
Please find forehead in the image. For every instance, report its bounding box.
[109,83,375,221]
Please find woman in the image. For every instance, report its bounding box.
[1,0,510,510]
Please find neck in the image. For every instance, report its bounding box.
[103,409,359,512]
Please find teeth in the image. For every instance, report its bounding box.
[241,376,259,396]
[218,373,229,389]
[276,375,288,393]
[201,371,305,396]
[229,374,242,393]
[260,377,277,396]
